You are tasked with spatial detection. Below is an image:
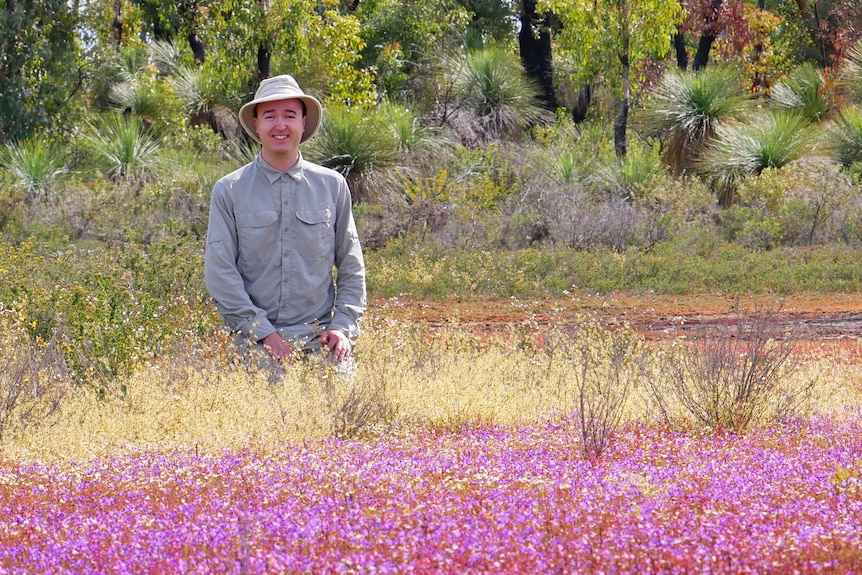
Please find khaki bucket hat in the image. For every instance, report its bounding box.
[238,75,323,144]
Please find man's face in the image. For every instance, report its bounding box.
[254,98,306,160]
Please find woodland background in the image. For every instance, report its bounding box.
[3,0,862,392]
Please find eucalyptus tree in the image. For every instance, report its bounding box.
[540,0,683,156]
[199,0,376,110]
[348,0,471,102]
[0,0,82,142]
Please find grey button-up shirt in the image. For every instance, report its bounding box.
[205,154,366,347]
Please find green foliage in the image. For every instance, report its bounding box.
[0,139,67,202]
[541,0,682,89]
[0,237,217,389]
[0,0,82,142]
[723,205,785,250]
[367,231,862,298]
[735,163,858,246]
[84,113,163,180]
[353,0,471,98]
[589,140,667,200]
[642,67,751,175]
[769,62,834,123]
[303,10,377,108]
[305,103,403,204]
[825,105,862,166]
[445,46,553,143]
[698,111,815,191]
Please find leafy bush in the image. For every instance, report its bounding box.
[0,237,218,389]
[735,162,859,246]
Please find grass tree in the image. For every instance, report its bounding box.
[305,103,403,204]
[769,62,835,123]
[443,46,552,144]
[85,113,162,180]
[838,38,862,102]
[642,67,752,176]
[825,106,862,167]
[0,139,67,202]
[171,64,241,140]
[698,110,814,206]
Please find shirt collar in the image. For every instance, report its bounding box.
[255,152,306,184]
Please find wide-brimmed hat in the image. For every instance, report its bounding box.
[238,75,323,144]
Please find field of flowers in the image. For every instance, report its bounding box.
[2,413,861,574]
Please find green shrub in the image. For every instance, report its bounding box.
[305,103,403,204]
[0,237,218,390]
[0,138,67,202]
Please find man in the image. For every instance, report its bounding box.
[205,74,366,367]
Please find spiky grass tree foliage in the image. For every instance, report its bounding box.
[698,111,813,205]
[305,104,402,204]
[85,113,162,180]
[769,62,834,123]
[171,65,241,140]
[825,105,862,166]
[446,46,552,144]
[838,39,862,102]
[642,67,751,176]
[0,139,66,202]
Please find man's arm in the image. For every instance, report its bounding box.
[204,183,277,342]
[330,178,367,340]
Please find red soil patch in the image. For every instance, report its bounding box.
[370,291,862,342]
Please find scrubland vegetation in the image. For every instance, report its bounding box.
[3,2,862,570]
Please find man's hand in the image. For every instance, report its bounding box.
[319,329,351,363]
[261,332,294,361]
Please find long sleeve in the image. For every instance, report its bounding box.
[204,177,276,342]
[330,177,367,340]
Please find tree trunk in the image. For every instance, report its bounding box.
[615,0,630,157]
[572,84,592,124]
[692,0,722,71]
[257,45,271,80]
[112,0,122,46]
[673,29,688,70]
[615,71,629,157]
[518,0,556,110]
[692,34,716,70]
[187,0,206,63]
[188,30,206,63]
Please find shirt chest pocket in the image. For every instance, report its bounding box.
[295,207,334,262]
[235,210,279,263]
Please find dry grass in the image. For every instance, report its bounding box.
[2,308,862,464]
